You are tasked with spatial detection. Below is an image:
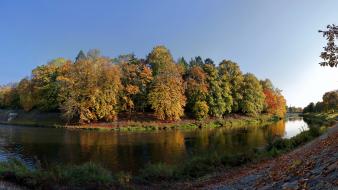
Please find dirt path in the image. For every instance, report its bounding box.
[190,123,338,190]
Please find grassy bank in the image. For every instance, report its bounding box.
[135,123,329,185]
[300,112,338,126]
[0,109,279,131]
[0,160,116,190]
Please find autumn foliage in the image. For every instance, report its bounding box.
[0,46,287,123]
[260,79,286,118]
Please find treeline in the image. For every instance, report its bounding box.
[0,46,286,123]
[287,106,303,113]
[303,90,338,113]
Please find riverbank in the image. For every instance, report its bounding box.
[200,120,338,190]
[301,112,338,126]
[0,109,280,131]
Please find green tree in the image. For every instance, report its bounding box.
[218,60,244,112]
[218,63,233,114]
[303,102,315,113]
[177,57,188,74]
[17,78,34,111]
[75,50,87,63]
[204,58,214,66]
[189,56,204,67]
[314,101,325,112]
[31,58,67,111]
[203,63,226,117]
[0,85,19,109]
[322,90,338,112]
[147,46,174,76]
[193,101,209,120]
[240,73,265,116]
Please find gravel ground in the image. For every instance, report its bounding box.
[0,181,25,190]
[206,123,338,190]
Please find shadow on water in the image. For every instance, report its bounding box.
[0,117,309,173]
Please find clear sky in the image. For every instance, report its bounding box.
[0,0,337,107]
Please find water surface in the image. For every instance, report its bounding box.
[0,117,308,172]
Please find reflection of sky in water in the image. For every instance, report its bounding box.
[0,117,309,172]
[283,118,308,139]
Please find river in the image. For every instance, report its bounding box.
[0,117,308,173]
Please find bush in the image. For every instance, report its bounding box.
[267,126,323,154]
[50,162,113,186]
[139,163,176,182]
[193,101,209,120]
[0,159,30,177]
[178,154,219,178]
[0,161,114,189]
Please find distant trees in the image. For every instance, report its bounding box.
[17,78,34,111]
[303,102,315,113]
[0,85,19,109]
[287,106,303,113]
[322,91,338,112]
[0,46,288,123]
[303,90,338,113]
[319,25,338,67]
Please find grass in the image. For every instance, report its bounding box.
[0,108,280,131]
[0,161,114,189]
[301,112,338,126]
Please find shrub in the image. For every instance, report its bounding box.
[178,154,221,178]
[139,163,175,182]
[51,162,113,186]
[0,159,30,177]
[193,101,209,120]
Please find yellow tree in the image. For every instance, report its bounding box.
[148,46,186,121]
[147,46,174,76]
[119,55,153,117]
[17,78,34,111]
[240,73,265,116]
[58,57,122,123]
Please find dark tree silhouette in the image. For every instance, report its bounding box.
[319,24,338,67]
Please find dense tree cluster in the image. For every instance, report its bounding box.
[287,106,303,113]
[303,90,338,113]
[0,46,287,123]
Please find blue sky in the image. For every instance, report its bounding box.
[0,0,337,107]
